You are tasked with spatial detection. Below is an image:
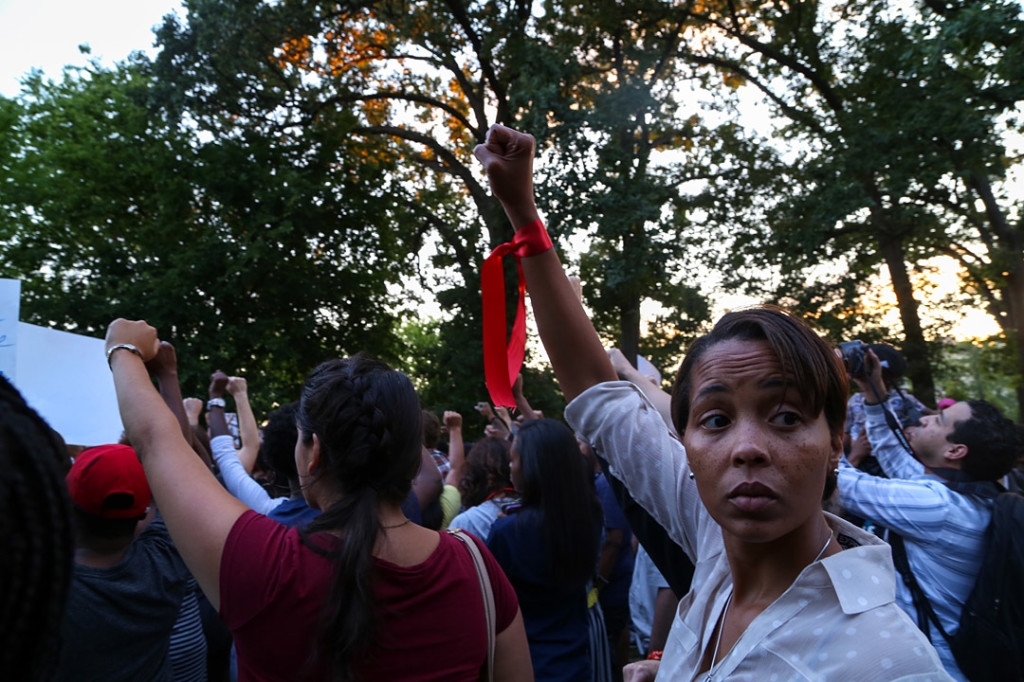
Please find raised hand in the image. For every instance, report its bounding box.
[607,348,634,379]
[226,376,248,396]
[475,401,496,421]
[146,341,179,377]
[183,398,203,426]
[443,410,463,430]
[105,319,161,363]
[473,125,539,228]
[209,370,229,399]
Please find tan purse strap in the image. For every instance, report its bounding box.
[447,529,495,681]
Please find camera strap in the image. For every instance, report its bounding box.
[866,377,915,455]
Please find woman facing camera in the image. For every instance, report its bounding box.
[472,125,952,681]
[103,323,532,682]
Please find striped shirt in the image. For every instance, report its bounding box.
[838,402,992,682]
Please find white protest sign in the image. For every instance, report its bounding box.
[0,278,19,383]
[14,322,123,446]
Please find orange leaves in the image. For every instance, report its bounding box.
[362,98,391,126]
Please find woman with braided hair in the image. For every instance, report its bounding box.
[103,321,532,682]
[0,375,74,681]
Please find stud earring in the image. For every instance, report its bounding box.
[833,467,840,477]
[688,471,696,480]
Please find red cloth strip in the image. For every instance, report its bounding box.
[481,220,553,407]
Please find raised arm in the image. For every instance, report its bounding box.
[105,320,248,609]
[473,126,616,401]
[852,349,923,479]
[226,376,260,475]
[147,342,214,468]
[443,411,465,488]
[510,374,542,422]
[607,348,675,435]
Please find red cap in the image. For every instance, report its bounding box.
[66,444,151,519]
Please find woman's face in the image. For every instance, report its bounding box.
[682,338,840,544]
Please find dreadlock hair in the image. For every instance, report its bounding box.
[295,355,422,682]
[0,375,74,681]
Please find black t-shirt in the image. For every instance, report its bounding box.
[54,516,191,682]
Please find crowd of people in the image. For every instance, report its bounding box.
[2,123,1024,681]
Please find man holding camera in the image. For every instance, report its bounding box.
[836,349,1021,681]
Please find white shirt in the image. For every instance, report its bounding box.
[567,381,952,681]
[210,435,285,515]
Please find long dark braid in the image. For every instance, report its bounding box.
[0,375,74,681]
[296,355,422,682]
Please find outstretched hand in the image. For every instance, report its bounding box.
[106,319,161,363]
[473,125,539,228]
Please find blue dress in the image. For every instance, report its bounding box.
[487,510,592,681]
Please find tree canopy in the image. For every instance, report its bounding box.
[1,0,1021,420]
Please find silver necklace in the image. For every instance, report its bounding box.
[704,529,834,681]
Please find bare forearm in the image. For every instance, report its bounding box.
[110,351,246,605]
[233,390,260,474]
[521,250,617,402]
[445,427,465,487]
[649,587,678,653]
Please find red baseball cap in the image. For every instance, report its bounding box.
[66,444,151,519]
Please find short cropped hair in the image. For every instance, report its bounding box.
[670,307,848,499]
[951,400,1023,482]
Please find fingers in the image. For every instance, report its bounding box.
[106,318,161,362]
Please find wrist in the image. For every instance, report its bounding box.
[207,397,226,410]
[503,201,539,230]
[107,343,142,369]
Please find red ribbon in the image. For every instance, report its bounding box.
[481,220,553,408]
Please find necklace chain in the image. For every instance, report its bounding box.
[381,518,411,530]
[704,528,834,681]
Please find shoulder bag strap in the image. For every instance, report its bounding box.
[890,532,953,645]
[448,529,496,681]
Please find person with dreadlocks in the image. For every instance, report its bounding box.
[103,319,532,682]
[0,375,74,681]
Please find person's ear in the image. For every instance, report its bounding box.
[946,442,968,463]
[829,433,843,469]
[303,434,322,475]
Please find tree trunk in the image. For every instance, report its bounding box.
[618,293,641,372]
[1005,269,1024,422]
[877,233,937,407]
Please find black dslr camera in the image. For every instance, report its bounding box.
[839,340,869,377]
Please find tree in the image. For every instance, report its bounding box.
[152,0,716,400]
[0,55,409,415]
[672,0,1024,413]
[530,0,712,369]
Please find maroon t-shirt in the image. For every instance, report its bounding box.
[220,511,518,681]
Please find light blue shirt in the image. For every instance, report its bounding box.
[838,402,992,681]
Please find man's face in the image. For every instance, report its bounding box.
[907,402,973,468]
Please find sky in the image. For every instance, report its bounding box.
[0,0,183,97]
[0,0,1004,344]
